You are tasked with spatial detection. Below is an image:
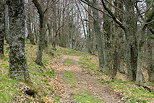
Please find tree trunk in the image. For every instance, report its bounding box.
[114,0,125,74]
[124,0,138,81]
[136,29,145,85]
[92,0,105,71]
[27,16,35,45]
[35,17,46,65]
[146,31,154,82]
[4,3,9,44]
[7,0,30,82]
[0,1,5,57]
[145,1,154,82]
[32,0,46,66]
[103,14,113,75]
[86,6,94,54]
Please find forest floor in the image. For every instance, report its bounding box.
[0,43,154,103]
[51,55,123,103]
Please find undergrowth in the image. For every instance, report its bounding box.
[0,46,19,103]
[63,59,73,65]
[99,79,154,103]
[0,44,58,103]
[1,43,154,103]
[79,56,101,75]
[63,71,76,87]
[53,46,89,56]
[72,89,103,103]
[78,55,154,103]
[0,73,19,103]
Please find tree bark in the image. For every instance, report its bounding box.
[7,0,30,82]
[0,1,5,57]
[136,1,154,84]
[146,32,154,82]
[136,29,144,85]
[35,19,46,65]
[124,0,138,81]
[103,1,113,75]
[4,3,9,44]
[91,0,105,71]
[32,0,46,66]
[27,12,35,45]
[147,44,154,82]
[114,0,125,74]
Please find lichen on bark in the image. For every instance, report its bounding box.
[7,0,30,82]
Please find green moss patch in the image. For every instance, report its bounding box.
[63,59,73,65]
[99,79,154,102]
[53,47,89,56]
[0,73,19,103]
[72,89,103,103]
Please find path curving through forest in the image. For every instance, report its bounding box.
[51,55,124,103]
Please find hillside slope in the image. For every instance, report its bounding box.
[0,44,154,103]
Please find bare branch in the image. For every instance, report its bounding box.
[80,0,106,15]
[143,4,154,29]
[79,0,111,20]
[104,0,124,13]
[32,0,44,17]
[101,0,126,32]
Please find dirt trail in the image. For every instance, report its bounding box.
[51,55,124,103]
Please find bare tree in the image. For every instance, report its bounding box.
[32,0,47,65]
[7,0,30,82]
[0,0,5,57]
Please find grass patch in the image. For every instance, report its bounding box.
[2,43,153,103]
[25,44,64,102]
[53,47,89,56]
[128,100,148,103]
[63,71,76,87]
[79,56,96,70]
[63,59,73,65]
[79,56,100,75]
[64,71,73,78]
[99,79,154,102]
[45,69,55,77]
[54,95,61,102]
[72,89,103,103]
[0,45,20,103]
[0,73,19,103]
[0,43,63,102]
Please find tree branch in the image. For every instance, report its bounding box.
[32,0,44,18]
[104,0,123,13]
[149,28,154,35]
[143,3,154,29]
[80,0,106,15]
[101,0,126,32]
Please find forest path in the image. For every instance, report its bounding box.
[51,55,124,103]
